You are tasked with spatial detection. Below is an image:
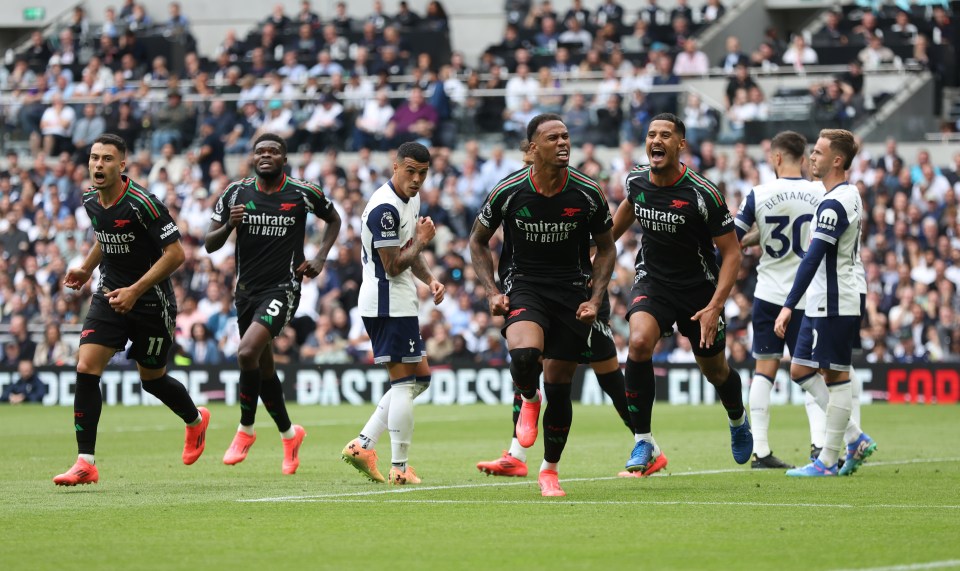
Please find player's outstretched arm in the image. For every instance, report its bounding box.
[468,219,508,316]
[204,204,245,253]
[611,200,635,242]
[107,240,186,314]
[64,242,102,290]
[297,207,342,279]
[740,225,760,247]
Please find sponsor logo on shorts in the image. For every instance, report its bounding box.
[279,203,297,211]
[631,295,648,304]
[409,339,416,353]
[80,329,95,338]
[508,308,527,319]
[561,207,581,217]
[113,219,131,228]
[669,200,689,209]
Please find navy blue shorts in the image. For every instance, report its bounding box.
[793,314,860,372]
[362,316,425,364]
[751,297,803,360]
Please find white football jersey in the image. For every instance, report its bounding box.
[806,182,863,317]
[735,178,822,308]
[358,181,421,317]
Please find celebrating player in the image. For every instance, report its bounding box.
[54,133,209,486]
[611,113,752,475]
[469,114,616,496]
[775,129,876,477]
[475,139,634,479]
[341,142,444,486]
[205,133,342,475]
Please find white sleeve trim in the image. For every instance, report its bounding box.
[812,232,837,245]
[734,218,751,231]
[373,239,402,248]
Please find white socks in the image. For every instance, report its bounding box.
[749,374,773,457]
[508,437,528,462]
[820,382,853,467]
[359,389,393,449]
[804,390,826,448]
[845,368,863,444]
[281,427,296,439]
[79,454,95,465]
[238,424,255,435]
[387,383,417,465]
[540,460,558,472]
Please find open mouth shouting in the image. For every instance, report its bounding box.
[649,147,667,165]
[92,171,107,185]
[556,149,569,162]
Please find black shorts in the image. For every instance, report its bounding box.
[626,280,725,357]
[80,296,176,369]
[237,288,301,339]
[502,283,595,363]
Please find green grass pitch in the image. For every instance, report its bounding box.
[3,403,958,570]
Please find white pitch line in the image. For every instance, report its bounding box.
[831,559,960,571]
[238,457,960,503]
[252,498,960,510]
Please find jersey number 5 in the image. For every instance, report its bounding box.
[764,214,813,259]
[266,299,284,317]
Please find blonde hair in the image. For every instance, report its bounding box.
[819,129,859,170]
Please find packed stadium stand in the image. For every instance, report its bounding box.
[0,0,959,371]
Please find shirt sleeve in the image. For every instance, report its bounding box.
[734,188,756,241]
[704,188,735,237]
[476,185,507,230]
[366,203,403,248]
[148,201,182,248]
[589,194,614,235]
[811,198,850,245]
[211,183,238,224]
[302,182,335,217]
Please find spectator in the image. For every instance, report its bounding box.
[594,0,624,28]
[673,38,710,76]
[395,1,421,29]
[559,16,592,52]
[295,0,320,28]
[424,1,449,32]
[165,1,190,35]
[37,94,76,157]
[7,316,37,362]
[33,322,76,367]
[150,90,193,153]
[1,360,47,404]
[782,34,818,70]
[303,93,345,151]
[858,34,897,70]
[719,36,750,74]
[700,0,726,23]
[385,86,438,146]
[888,10,918,44]
[815,10,848,46]
[188,323,222,365]
[70,103,105,163]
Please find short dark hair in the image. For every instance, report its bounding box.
[526,113,564,143]
[770,131,807,162]
[649,113,685,138]
[253,133,287,155]
[93,133,127,157]
[396,141,431,164]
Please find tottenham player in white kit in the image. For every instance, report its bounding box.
[775,129,877,477]
[735,131,820,469]
[341,142,445,485]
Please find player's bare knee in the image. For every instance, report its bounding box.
[236,345,263,369]
[627,334,656,362]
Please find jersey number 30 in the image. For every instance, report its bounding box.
[764,214,813,259]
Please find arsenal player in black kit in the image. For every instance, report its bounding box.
[205,133,341,475]
[470,114,617,497]
[611,113,752,476]
[54,133,209,486]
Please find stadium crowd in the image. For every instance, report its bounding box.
[0,0,959,377]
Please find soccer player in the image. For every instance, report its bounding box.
[205,133,341,475]
[341,142,444,486]
[54,133,209,486]
[469,114,617,496]
[775,129,876,477]
[611,113,752,475]
[734,131,819,469]
[475,139,635,479]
